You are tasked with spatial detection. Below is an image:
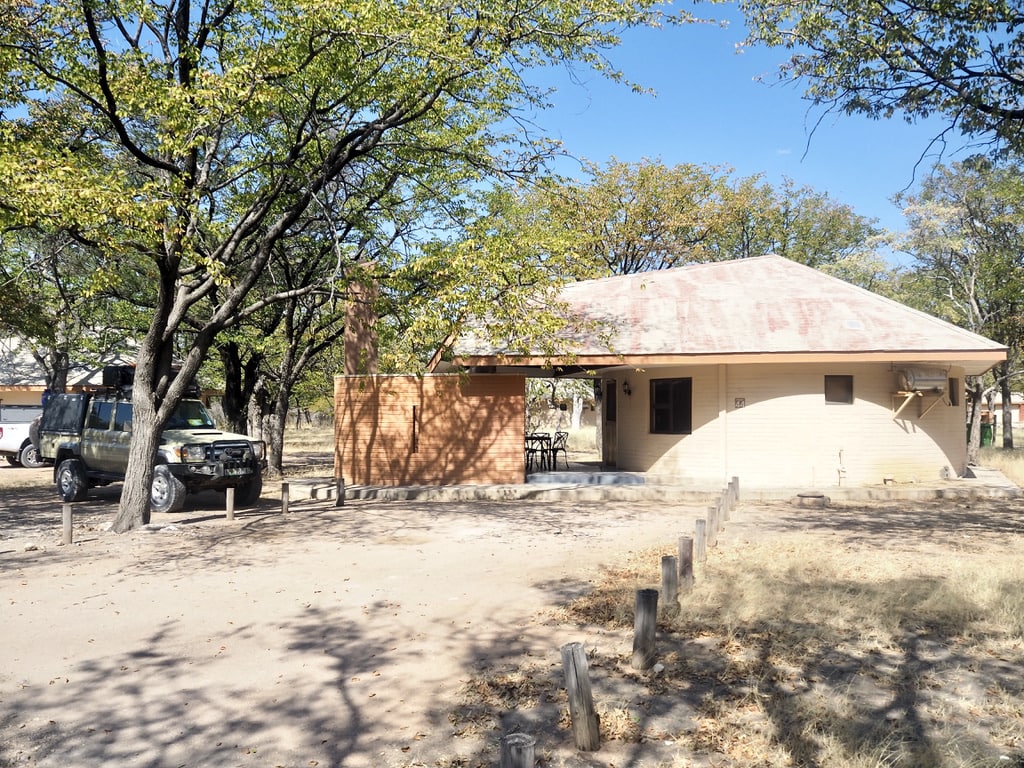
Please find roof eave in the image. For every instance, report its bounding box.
[455,348,1007,377]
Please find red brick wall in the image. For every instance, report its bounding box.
[334,374,526,486]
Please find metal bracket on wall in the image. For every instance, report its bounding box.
[892,390,947,420]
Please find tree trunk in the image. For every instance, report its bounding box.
[262,407,287,478]
[112,294,209,531]
[966,377,984,466]
[1000,366,1014,449]
[219,341,262,434]
[112,405,158,532]
[571,393,583,430]
[111,349,163,532]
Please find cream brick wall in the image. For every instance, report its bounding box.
[611,363,967,489]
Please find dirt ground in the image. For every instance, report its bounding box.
[1,459,1023,768]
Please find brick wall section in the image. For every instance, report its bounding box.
[334,374,526,486]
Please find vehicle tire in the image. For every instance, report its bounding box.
[150,466,187,513]
[56,458,89,503]
[19,442,46,469]
[233,472,263,506]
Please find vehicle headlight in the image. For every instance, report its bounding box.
[181,444,207,463]
[251,441,265,461]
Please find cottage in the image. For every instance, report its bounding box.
[335,255,1006,489]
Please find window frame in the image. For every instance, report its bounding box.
[87,401,114,430]
[649,377,693,435]
[824,374,854,405]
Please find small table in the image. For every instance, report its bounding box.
[525,433,551,472]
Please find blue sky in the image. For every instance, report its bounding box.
[529,13,971,237]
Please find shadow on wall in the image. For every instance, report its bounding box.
[334,374,526,487]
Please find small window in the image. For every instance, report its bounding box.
[824,375,854,404]
[650,377,692,434]
[948,378,961,407]
[113,402,133,432]
[87,401,114,429]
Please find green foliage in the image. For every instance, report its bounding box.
[707,175,884,270]
[0,0,679,527]
[471,159,887,288]
[548,158,737,274]
[896,156,1024,348]
[738,0,1024,154]
[0,228,138,387]
[896,155,1024,454]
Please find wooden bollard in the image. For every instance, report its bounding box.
[661,555,679,613]
[631,588,659,671]
[500,732,536,768]
[560,642,600,751]
[707,506,718,548]
[225,486,235,521]
[62,503,73,546]
[722,488,732,521]
[678,536,694,590]
[334,476,345,507]
[281,482,290,514]
[694,519,707,563]
[731,476,740,505]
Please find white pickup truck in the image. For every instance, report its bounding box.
[0,404,46,468]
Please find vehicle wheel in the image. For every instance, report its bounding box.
[150,466,187,513]
[233,472,263,506]
[56,459,89,502]
[19,443,46,469]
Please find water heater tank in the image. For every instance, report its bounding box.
[897,368,947,393]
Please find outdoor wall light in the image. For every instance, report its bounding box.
[622,380,632,396]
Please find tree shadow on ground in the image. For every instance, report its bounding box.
[0,610,382,767]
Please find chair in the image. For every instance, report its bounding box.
[550,431,569,470]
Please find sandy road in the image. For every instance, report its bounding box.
[0,463,707,768]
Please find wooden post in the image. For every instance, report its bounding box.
[731,475,740,505]
[707,506,718,548]
[334,476,345,507]
[722,487,732,521]
[678,536,694,590]
[62,503,72,546]
[661,555,679,613]
[500,732,536,768]
[225,486,235,521]
[694,519,707,563]
[631,588,659,671]
[281,482,290,515]
[560,642,600,751]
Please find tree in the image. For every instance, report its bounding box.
[548,158,735,274]
[0,0,670,531]
[487,159,886,285]
[896,157,1024,458]
[738,0,1024,154]
[709,176,884,274]
[0,228,136,392]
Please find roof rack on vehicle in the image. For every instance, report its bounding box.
[100,364,200,399]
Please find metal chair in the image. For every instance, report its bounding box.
[550,431,569,470]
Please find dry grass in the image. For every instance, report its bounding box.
[979,446,1024,486]
[282,425,335,453]
[449,502,1024,767]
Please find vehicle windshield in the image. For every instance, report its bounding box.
[166,400,216,430]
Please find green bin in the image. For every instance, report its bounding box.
[980,422,994,446]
